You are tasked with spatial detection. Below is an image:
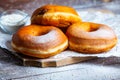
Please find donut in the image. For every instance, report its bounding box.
[11,25,68,58]
[66,22,117,54]
[31,4,81,28]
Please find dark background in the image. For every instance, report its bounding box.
[0,0,120,15]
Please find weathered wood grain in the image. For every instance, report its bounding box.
[0,48,120,80]
[13,65,120,80]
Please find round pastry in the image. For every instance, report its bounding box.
[11,25,68,58]
[31,4,81,28]
[66,22,117,54]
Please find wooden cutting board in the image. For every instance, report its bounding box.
[2,48,96,67]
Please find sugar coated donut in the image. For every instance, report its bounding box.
[31,4,81,27]
[11,25,68,58]
[66,22,117,54]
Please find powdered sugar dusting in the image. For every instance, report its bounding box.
[88,28,115,39]
[30,30,58,43]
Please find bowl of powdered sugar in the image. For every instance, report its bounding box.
[0,9,29,34]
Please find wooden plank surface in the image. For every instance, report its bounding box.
[12,65,120,80]
[0,48,120,80]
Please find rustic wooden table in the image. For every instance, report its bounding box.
[0,0,120,80]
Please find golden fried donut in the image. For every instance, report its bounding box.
[11,25,68,58]
[66,22,117,54]
[31,4,81,27]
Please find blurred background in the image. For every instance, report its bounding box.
[0,0,120,15]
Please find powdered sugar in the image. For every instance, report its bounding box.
[30,30,58,43]
[1,14,25,24]
[0,10,29,34]
[88,27,115,39]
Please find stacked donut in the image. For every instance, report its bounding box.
[11,5,117,58]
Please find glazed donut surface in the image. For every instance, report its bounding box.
[31,4,81,27]
[11,25,68,58]
[66,22,117,53]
